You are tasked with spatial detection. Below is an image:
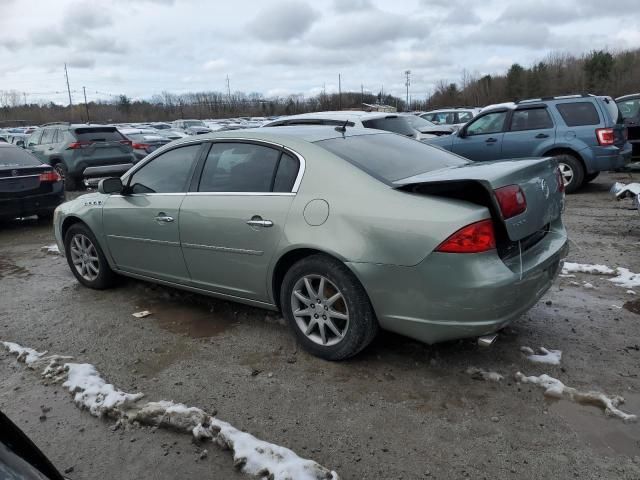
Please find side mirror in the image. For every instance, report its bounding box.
[98,177,123,195]
[458,127,467,138]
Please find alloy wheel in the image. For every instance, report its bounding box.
[558,162,574,186]
[69,234,100,281]
[290,275,349,346]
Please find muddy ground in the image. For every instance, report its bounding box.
[1,172,640,479]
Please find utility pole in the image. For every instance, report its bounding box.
[64,63,73,121]
[338,73,342,110]
[226,75,231,98]
[361,84,364,108]
[404,70,411,111]
[83,86,90,123]
[23,92,27,106]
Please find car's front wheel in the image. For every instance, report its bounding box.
[64,223,116,289]
[281,254,378,360]
[555,154,584,194]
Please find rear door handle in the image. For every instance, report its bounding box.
[485,137,497,143]
[247,216,273,228]
[155,212,174,223]
[535,133,549,139]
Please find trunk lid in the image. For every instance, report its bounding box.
[394,157,564,242]
[0,165,51,197]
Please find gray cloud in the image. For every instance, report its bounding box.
[247,1,319,41]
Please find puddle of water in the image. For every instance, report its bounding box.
[138,298,235,338]
[623,299,640,315]
[548,392,640,457]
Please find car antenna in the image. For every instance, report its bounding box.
[334,119,349,134]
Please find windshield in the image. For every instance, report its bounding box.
[184,120,205,127]
[361,116,416,136]
[616,97,639,121]
[315,133,468,184]
[404,115,437,128]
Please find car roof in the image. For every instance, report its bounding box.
[271,111,398,122]
[424,108,478,113]
[616,93,640,101]
[168,125,382,145]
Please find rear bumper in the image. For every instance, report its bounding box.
[348,220,569,344]
[0,190,64,219]
[585,143,632,173]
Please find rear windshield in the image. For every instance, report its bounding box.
[362,116,416,136]
[184,120,205,127]
[0,146,41,167]
[556,102,600,126]
[601,97,623,124]
[404,115,436,128]
[73,127,125,142]
[314,133,468,184]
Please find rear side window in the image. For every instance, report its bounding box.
[129,144,200,194]
[0,146,42,167]
[362,116,415,136]
[40,129,55,144]
[199,143,280,193]
[73,127,125,143]
[273,152,299,192]
[509,108,554,131]
[556,102,600,126]
[315,133,468,184]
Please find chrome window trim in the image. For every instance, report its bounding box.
[121,137,306,195]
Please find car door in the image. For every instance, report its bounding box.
[501,106,556,158]
[450,110,508,161]
[102,142,203,283]
[179,141,301,302]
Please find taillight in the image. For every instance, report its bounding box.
[120,139,132,146]
[67,141,91,149]
[435,219,496,253]
[556,167,565,193]
[132,143,150,149]
[596,127,615,146]
[39,171,61,182]
[494,185,527,219]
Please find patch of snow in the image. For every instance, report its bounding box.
[2,341,47,366]
[521,347,562,366]
[627,290,636,295]
[515,372,637,423]
[562,262,615,275]
[582,282,595,289]
[466,367,503,382]
[2,341,339,480]
[132,310,152,318]
[609,267,640,289]
[610,305,622,309]
[559,274,576,278]
[41,244,60,254]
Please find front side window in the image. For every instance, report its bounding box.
[556,102,600,127]
[509,108,554,131]
[129,144,201,194]
[40,129,55,144]
[199,143,281,193]
[27,130,42,146]
[466,111,507,136]
[456,111,473,123]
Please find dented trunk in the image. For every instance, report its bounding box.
[394,157,565,245]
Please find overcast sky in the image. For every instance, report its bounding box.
[1,0,639,105]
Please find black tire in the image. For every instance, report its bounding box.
[53,162,79,191]
[280,254,378,361]
[64,223,117,289]
[584,171,600,183]
[554,154,584,194]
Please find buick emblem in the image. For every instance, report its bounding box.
[11,169,18,177]
[540,179,550,199]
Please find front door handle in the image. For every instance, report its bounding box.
[535,133,549,139]
[247,216,273,228]
[155,212,174,223]
[485,137,497,143]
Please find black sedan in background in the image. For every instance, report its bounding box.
[0,143,64,220]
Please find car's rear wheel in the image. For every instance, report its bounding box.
[64,223,116,289]
[53,162,78,191]
[555,154,584,194]
[281,254,378,360]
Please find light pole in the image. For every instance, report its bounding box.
[404,70,411,111]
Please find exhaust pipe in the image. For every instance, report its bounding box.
[477,334,498,347]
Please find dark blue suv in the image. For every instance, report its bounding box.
[426,95,631,193]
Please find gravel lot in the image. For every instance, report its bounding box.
[1,172,639,479]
